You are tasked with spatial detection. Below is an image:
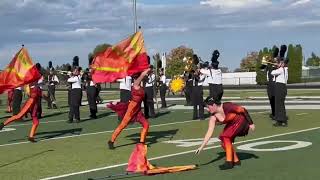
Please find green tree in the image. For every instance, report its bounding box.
[306,52,320,66]
[166,46,194,77]
[240,52,259,72]
[287,44,303,83]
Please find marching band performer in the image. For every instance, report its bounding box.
[108,68,151,149]
[272,45,289,127]
[191,55,206,120]
[266,47,279,120]
[12,86,23,116]
[85,68,98,119]
[143,65,156,118]
[200,50,223,102]
[159,68,167,108]
[67,57,82,123]
[47,67,59,109]
[0,63,44,142]
[195,97,255,170]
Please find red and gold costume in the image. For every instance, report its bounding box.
[220,102,253,164]
[108,87,149,143]
[7,89,14,113]
[2,85,42,141]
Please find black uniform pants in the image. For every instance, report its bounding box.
[192,86,204,119]
[184,85,192,105]
[144,86,155,118]
[160,84,167,108]
[209,84,223,102]
[267,82,275,117]
[275,83,287,123]
[87,86,98,117]
[120,89,131,103]
[47,85,56,108]
[69,88,82,121]
[12,89,22,115]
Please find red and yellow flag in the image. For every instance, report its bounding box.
[0,47,41,94]
[91,31,149,83]
[127,143,196,175]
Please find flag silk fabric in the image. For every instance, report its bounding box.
[92,31,149,83]
[127,143,197,175]
[0,47,41,94]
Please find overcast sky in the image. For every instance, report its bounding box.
[0,0,320,70]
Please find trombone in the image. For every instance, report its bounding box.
[261,55,278,66]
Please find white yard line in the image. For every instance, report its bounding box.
[40,126,320,180]
[0,111,265,147]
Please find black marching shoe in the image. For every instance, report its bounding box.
[108,141,115,150]
[273,122,288,127]
[0,122,4,130]
[28,137,37,143]
[67,119,73,123]
[219,161,234,170]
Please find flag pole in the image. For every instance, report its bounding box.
[133,0,137,33]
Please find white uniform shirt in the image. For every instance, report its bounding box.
[160,75,166,84]
[200,68,222,85]
[38,76,44,89]
[89,80,95,87]
[145,74,155,87]
[67,75,82,89]
[48,75,59,85]
[271,67,288,84]
[266,70,275,82]
[197,74,206,86]
[118,76,132,91]
[15,86,22,90]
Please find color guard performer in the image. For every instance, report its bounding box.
[0,63,44,142]
[195,97,255,170]
[108,68,151,149]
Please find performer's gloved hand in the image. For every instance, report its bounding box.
[249,124,255,131]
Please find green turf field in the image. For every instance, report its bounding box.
[0,91,319,180]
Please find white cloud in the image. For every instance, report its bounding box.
[145,27,189,34]
[21,28,107,38]
[200,0,272,12]
[290,0,311,7]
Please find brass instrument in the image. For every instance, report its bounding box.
[56,70,72,76]
[261,55,278,66]
[184,57,194,72]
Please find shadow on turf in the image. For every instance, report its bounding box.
[36,128,83,139]
[0,150,54,169]
[114,129,179,149]
[200,152,259,166]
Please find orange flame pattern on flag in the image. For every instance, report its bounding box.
[91,31,149,83]
[127,143,196,175]
[0,47,41,94]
